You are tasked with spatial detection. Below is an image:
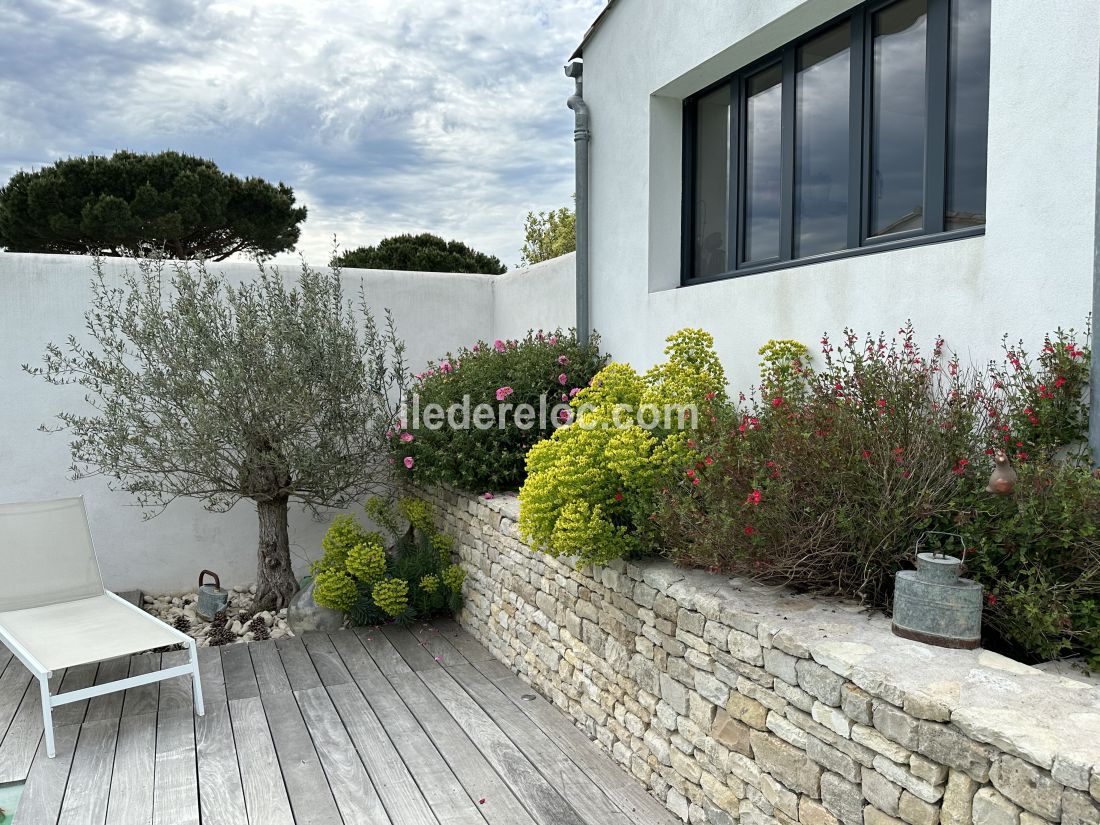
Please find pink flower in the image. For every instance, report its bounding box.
[549,336,558,345]
[403,456,414,469]
[400,432,414,443]
[495,386,514,401]
[558,373,568,385]
[472,343,481,353]
[561,394,568,402]
[569,387,581,397]
[558,409,571,423]
[493,339,506,353]
[558,355,569,365]
[483,492,494,500]
[439,361,453,373]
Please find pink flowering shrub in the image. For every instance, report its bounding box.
[393,329,606,492]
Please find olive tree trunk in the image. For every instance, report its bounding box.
[254,496,298,611]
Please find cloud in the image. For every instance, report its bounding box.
[0,0,603,267]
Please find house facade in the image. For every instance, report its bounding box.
[574,0,1098,389]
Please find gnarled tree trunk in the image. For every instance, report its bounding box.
[253,496,298,611]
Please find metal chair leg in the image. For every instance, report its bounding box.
[188,640,205,717]
[39,677,56,758]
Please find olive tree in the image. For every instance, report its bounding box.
[25,256,407,609]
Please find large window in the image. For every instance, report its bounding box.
[683,0,991,283]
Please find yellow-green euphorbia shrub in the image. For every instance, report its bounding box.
[519,328,726,566]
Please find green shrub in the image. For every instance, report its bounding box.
[952,463,1100,667]
[519,328,726,566]
[313,497,462,624]
[393,329,606,492]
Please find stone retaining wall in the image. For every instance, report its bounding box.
[422,486,1100,825]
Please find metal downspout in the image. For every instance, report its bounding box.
[566,61,590,346]
[1090,46,1100,466]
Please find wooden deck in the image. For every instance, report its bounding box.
[0,620,677,825]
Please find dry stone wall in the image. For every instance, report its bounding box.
[422,486,1100,825]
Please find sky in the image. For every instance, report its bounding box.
[0,0,603,268]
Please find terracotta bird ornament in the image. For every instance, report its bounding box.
[986,449,1018,495]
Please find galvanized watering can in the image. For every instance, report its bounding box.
[892,532,982,649]
[196,569,229,620]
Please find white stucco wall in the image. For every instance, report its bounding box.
[581,0,1099,388]
[491,252,577,343]
[0,252,573,592]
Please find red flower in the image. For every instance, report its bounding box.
[986,594,997,606]
[861,450,872,459]
[772,397,784,408]
[704,455,714,465]
[613,492,623,501]
[1055,376,1067,388]
[743,526,755,536]
[746,489,762,505]
[876,399,887,408]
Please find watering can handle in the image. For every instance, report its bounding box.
[914,531,965,560]
[198,570,221,590]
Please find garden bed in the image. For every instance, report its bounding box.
[423,485,1100,825]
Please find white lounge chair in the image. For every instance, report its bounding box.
[0,496,204,758]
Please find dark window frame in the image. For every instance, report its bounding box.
[681,0,987,286]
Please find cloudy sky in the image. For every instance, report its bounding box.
[0,0,602,268]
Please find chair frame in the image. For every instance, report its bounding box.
[0,498,205,759]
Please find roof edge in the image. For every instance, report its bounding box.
[569,0,618,61]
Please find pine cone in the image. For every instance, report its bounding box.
[207,624,234,647]
[211,609,228,629]
[172,615,192,635]
[248,615,271,641]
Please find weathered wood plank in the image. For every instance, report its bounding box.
[229,696,294,825]
[57,718,120,825]
[85,656,131,722]
[430,619,495,664]
[0,658,32,744]
[261,690,343,824]
[220,643,259,701]
[354,626,413,677]
[407,623,469,668]
[0,671,61,782]
[381,624,447,671]
[273,637,322,691]
[16,723,80,825]
[105,711,157,825]
[330,631,496,825]
[470,659,678,824]
[294,685,392,825]
[197,645,226,705]
[196,701,248,825]
[157,649,196,718]
[416,666,589,825]
[0,644,13,676]
[122,653,161,717]
[152,709,199,825]
[447,663,637,825]
[327,681,441,825]
[249,640,292,696]
[299,632,353,686]
[52,661,99,727]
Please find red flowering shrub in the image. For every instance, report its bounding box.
[656,324,986,605]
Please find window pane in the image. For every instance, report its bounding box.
[870,0,927,237]
[743,64,783,263]
[795,23,851,257]
[946,0,991,230]
[692,86,730,278]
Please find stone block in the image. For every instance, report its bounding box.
[763,647,799,685]
[765,710,808,750]
[915,720,993,783]
[841,684,874,725]
[973,788,1021,825]
[712,710,753,757]
[899,791,941,825]
[909,754,949,787]
[749,730,822,798]
[853,724,912,764]
[645,728,671,766]
[1064,789,1100,825]
[799,797,841,825]
[873,756,945,804]
[662,672,690,715]
[873,701,920,749]
[797,659,845,707]
[696,672,731,707]
[989,755,1062,822]
[672,747,703,783]
[728,628,765,666]
[808,735,861,783]
[727,692,769,730]
[812,701,854,738]
[679,608,706,636]
[863,767,903,816]
[821,772,864,825]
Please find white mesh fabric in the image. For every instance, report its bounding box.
[0,497,105,612]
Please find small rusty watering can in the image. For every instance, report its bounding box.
[892,532,982,649]
[196,570,229,620]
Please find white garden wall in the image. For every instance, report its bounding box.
[580,0,1099,387]
[0,251,574,593]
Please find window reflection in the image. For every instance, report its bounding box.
[870,0,927,237]
[946,0,991,230]
[744,65,783,263]
[795,23,851,257]
[693,86,730,277]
